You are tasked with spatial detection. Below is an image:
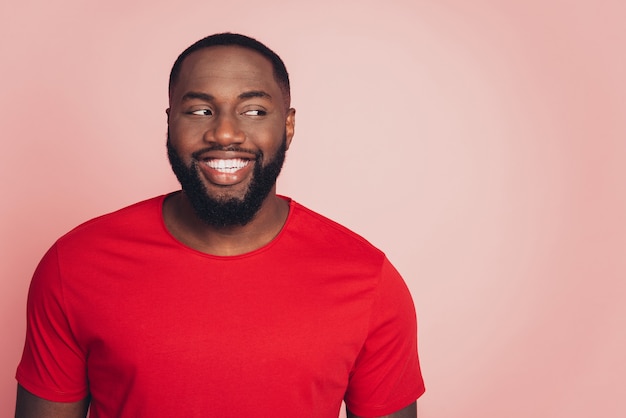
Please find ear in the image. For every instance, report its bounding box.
[285,108,296,150]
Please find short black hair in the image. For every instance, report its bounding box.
[168,33,291,107]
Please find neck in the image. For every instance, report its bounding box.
[162,190,289,256]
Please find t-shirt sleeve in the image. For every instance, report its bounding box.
[344,257,425,416]
[16,244,89,402]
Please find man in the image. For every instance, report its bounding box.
[15,33,425,417]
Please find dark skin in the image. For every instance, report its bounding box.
[15,385,89,418]
[16,384,416,418]
[348,402,417,418]
[15,46,417,418]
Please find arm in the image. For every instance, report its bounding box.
[345,260,424,417]
[347,401,417,418]
[16,246,90,416]
[15,384,89,418]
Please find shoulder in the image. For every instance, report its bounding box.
[284,198,386,262]
[52,195,167,256]
[58,195,165,241]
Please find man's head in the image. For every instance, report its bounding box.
[166,33,295,228]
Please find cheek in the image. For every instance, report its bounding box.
[251,124,287,148]
[169,114,207,135]
[168,124,204,151]
[170,124,200,139]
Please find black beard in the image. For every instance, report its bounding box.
[166,132,287,228]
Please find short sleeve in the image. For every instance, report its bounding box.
[344,257,425,416]
[16,244,89,402]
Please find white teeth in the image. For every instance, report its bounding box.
[206,159,249,173]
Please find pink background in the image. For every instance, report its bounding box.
[1,1,625,416]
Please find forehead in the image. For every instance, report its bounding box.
[173,46,279,98]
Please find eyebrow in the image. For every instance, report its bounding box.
[238,90,272,101]
[180,90,272,103]
[181,91,214,102]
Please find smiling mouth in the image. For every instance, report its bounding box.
[203,158,251,173]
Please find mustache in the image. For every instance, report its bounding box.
[165,130,262,161]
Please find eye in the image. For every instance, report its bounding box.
[243,109,267,117]
[189,109,213,116]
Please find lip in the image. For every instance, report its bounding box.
[197,154,256,187]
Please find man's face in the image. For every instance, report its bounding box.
[166,46,295,227]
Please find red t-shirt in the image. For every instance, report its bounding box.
[17,195,424,417]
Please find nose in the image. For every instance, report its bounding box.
[206,113,245,146]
